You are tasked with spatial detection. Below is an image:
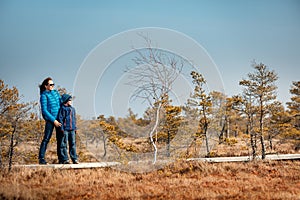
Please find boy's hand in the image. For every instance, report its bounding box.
[54,120,62,127]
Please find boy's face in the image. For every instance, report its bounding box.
[65,99,72,106]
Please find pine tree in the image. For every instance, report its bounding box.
[287,81,300,128]
[239,62,278,159]
[160,95,182,157]
[286,81,300,150]
[187,71,212,156]
[0,80,31,170]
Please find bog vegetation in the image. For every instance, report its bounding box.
[0,52,300,198]
[0,63,299,169]
[0,160,299,199]
[1,37,299,169]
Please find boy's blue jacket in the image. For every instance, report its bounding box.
[58,104,77,131]
[40,90,61,123]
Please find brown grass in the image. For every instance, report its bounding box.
[3,132,299,199]
[1,160,299,200]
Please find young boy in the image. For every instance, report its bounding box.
[57,93,79,164]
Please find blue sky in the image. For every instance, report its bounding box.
[1,0,299,118]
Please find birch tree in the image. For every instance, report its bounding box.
[126,35,183,163]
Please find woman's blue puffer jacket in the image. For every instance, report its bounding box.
[40,90,61,122]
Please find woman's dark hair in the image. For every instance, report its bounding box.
[39,77,52,94]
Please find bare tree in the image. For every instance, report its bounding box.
[126,35,184,163]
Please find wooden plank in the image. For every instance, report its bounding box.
[266,154,300,161]
[14,154,300,169]
[187,156,251,162]
[15,162,120,169]
[187,154,300,162]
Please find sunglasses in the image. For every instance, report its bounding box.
[48,83,55,86]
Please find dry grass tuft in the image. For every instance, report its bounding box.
[2,132,299,199]
[1,160,299,199]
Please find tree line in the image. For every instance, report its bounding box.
[84,63,299,163]
[0,47,299,169]
[0,68,299,169]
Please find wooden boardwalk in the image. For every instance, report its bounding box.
[187,153,300,162]
[15,162,120,169]
[15,154,300,169]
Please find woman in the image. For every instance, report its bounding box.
[38,77,62,164]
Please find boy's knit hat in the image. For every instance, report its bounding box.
[61,93,72,104]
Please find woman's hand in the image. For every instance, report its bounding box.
[54,120,62,127]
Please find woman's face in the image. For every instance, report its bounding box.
[45,80,55,91]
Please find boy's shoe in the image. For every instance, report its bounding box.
[60,160,70,164]
[39,159,48,165]
[73,160,79,164]
[64,160,70,164]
